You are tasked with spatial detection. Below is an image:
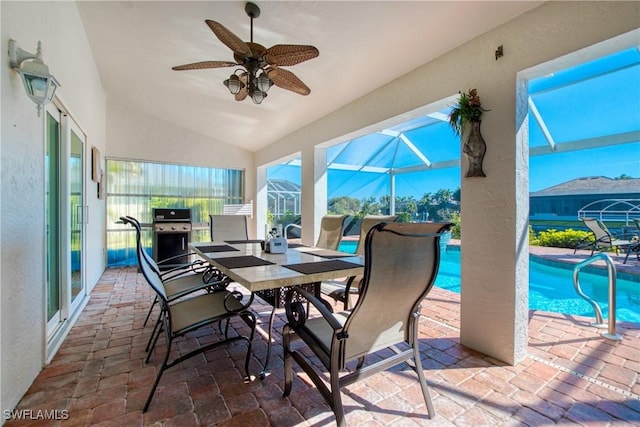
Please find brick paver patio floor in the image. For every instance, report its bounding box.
[5,259,640,426]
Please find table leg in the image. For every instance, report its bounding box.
[256,283,320,379]
[259,302,278,379]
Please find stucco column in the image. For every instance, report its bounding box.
[458,83,528,365]
[256,165,268,239]
[300,145,327,246]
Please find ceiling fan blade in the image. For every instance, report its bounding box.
[172,61,237,71]
[205,20,252,57]
[266,68,311,96]
[265,45,319,67]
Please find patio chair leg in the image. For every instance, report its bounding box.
[145,310,163,353]
[330,367,345,427]
[143,296,158,327]
[143,334,172,412]
[146,320,164,364]
[413,343,435,418]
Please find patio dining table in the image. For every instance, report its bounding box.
[190,240,363,378]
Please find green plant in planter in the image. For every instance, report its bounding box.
[449,88,490,178]
[448,88,489,136]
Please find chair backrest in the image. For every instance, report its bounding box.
[354,215,397,256]
[121,216,168,301]
[581,217,614,244]
[121,216,163,276]
[209,214,248,242]
[315,215,347,250]
[342,221,451,361]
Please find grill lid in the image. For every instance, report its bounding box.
[153,208,191,222]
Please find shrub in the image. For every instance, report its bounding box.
[448,212,461,239]
[531,228,592,249]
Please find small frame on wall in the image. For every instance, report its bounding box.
[91,146,101,182]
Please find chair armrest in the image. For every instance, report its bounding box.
[285,288,344,332]
[342,276,358,296]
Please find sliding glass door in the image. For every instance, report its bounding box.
[45,103,87,340]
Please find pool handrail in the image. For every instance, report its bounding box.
[572,252,622,341]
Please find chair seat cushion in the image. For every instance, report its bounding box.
[320,278,360,300]
[302,311,350,355]
[164,273,208,298]
[170,291,244,334]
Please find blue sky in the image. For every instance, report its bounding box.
[268,46,640,200]
[269,142,639,200]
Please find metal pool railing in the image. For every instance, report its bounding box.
[572,253,622,341]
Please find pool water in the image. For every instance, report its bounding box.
[338,242,640,323]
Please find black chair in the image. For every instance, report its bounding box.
[122,216,227,328]
[283,221,451,426]
[124,217,257,412]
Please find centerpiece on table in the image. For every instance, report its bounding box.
[449,88,488,178]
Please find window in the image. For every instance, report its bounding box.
[106,159,244,266]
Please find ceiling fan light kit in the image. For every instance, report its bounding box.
[173,2,318,105]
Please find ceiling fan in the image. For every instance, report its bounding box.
[172,2,319,104]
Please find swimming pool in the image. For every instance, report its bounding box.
[338,241,640,323]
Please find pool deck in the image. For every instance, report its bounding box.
[5,248,639,426]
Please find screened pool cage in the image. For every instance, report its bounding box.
[578,199,640,226]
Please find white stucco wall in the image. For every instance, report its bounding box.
[255,2,640,364]
[1,1,107,415]
[106,101,256,235]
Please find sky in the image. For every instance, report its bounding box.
[268,142,639,201]
[268,46,640,201]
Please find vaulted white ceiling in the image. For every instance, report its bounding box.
[77,1,542,152]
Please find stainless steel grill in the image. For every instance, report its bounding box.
[152,208,192,269]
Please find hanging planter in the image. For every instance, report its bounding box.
[449,89,488,178]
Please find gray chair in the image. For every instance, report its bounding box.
[574,217,632,255]
[124,217,257,412]
[320,215,396,309]
[315,214,348,250]
[623,218,640,264]
[210,214,249,241]
[283,221,451,426]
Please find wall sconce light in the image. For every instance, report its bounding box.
[8,39,61,116]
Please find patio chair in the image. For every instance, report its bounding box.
[130,217,257,412]
[283,221,451,426]
[574,217,632,256]
[320,215,396,309]
[622,218,640,264]
[315,214,348,250]
[210,214,249,241]
[121,217,228,343]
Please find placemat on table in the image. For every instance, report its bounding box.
[197,244,239,253]
[214,255,274,269]
[283,260,361,275]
